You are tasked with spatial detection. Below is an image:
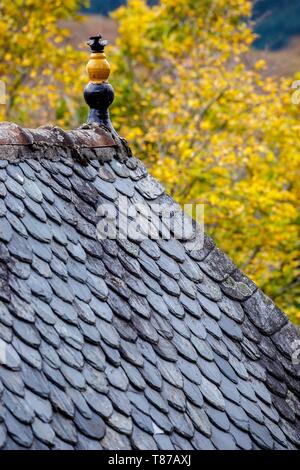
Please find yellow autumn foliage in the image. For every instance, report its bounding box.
[0,0,86,127]
[110,0,300,323]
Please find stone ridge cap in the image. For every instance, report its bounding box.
[0,122,117,149]
[198,238,299,341]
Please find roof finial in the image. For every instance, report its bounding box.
[84,34,115,131]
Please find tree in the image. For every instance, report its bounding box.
[111,0,300,323]
[0,0,86,127]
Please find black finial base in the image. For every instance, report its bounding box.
[84,81,115,131]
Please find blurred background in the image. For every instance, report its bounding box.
[0,0,299,324]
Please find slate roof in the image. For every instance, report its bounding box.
[0,121,299,451]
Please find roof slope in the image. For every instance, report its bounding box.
[0,123,299,450]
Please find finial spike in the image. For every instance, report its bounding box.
[84,34,115,131]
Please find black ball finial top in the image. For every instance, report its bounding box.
[87,34,109,53]
[84,35,115,132]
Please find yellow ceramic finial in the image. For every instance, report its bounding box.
[84,34,115,129]
[86,35,111,84]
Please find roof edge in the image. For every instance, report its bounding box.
[0,122,132,165]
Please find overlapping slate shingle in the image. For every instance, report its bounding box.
[0,122,299,450]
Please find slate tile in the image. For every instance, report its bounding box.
[121,360,146,390]
[49,274,75,303]
[22,212,52,243]
[59,342,84,370]
[211,425,237,450]
[154,434,175,450]
[9,276,31,303]
[4,409,33,448]
[74,411,105,440]
[241,396,264,424]
[145,387,169,414]
[43,363,67,390]
[218,296,244,323]
[258,400,280,424]
[52,437,74,450]
[248,418,273,449]
[32,255,52,279]
[183,378,204,408]
[140,252,161,279]
[198,357,222,386]
[5,193,25,218]
[13,336,42,369]
[52,412,78,445]
[0,343,20,370]
[24,389,52,423]
[141,360,162,390]
[230,423,252,450]
[13,318,40,347]
[186,402,211,437]
[76,433,102,450]
[192,431,215,450]
[0,217,13,242]
[169,408,194,438]
[108,411,133,435]
[132,406,154,434]
[200,376,225,411]
[32,417,55,446]
[142,271,163,295]
[42,200,62,224]
[0,301,12,327]
[5,177,26,199]
[190,335,213,361]
[180,293,202,319]
[8,233,32,263]
[265,373,287,398]
[98,164,116,182]
[0,367,25,397]
[157,359,183,389]
[101,426,131,450]
[106,365,129,391]
[3,389,34,424]
[131,425,157,450]
[83,364,108,394]
[24,197,47,223]
[49,383,74,418]
[0,318,10,347]
[148,406,172,435]
[135,174,164,200]
[51,297,77,324]
[101,342,121,367]
[0,423,7,449]
[214,353,238,384]
[163,381,186,412]
[177,357,202,385]
[280,421,300,447]
[171,432,194,450]
[61,362,85,390]
[21,362,49,398]
[243,290,287,335]
[0,182,6,198]
[203,316,222,339]
[173,331,198,362]
[28,272,52,303]
[132,315,159,344]
[28,237,52,263]
[162,296,184,321]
